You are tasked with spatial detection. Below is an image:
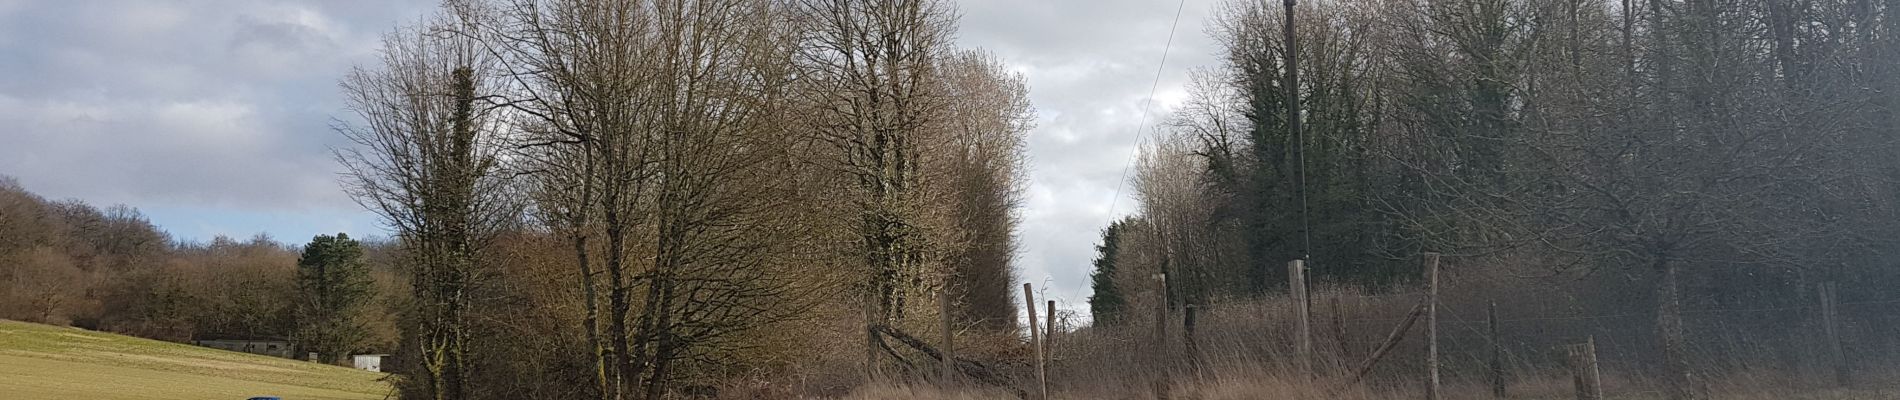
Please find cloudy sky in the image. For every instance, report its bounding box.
[0,0,1224,321]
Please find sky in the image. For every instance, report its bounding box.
[0,0,1225,322]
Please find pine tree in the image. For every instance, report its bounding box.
[1088,219,1132,325]
[294,233,372,363]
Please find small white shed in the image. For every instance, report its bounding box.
[352,354,388,372]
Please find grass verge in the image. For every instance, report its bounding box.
[0,319,392,400]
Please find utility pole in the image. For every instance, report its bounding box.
[1257,0,1306,261]
[1284,0,1309,258]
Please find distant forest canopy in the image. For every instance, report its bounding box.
[1088,0,1900,397]
[0,176,403,352]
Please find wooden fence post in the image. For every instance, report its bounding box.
[1046,299,1057,387]
[1820,281,1848,386]
[1586,336,1602,400]
[1424,252,1441,400]
[1290,259,1312,376]
[1047,300,1057,360]
[1489,301,1505,398]
[1571,336,1602,400]
[1184,304,1199,370]
[1155,273,1169,348]
[1332,296,1349,363]
[941,288,954,387]
[1023,283,1046,400]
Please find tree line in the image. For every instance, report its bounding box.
[0,177,401,363]
[1091,0,1900,398]
[331,0,1032,398]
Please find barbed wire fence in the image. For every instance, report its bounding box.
[1032,252,1898,399]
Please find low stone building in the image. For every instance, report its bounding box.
[191,334,294,358]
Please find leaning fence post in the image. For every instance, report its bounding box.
[1424,252,1441,400]
[1023,283,1046,400]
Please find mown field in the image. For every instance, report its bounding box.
[0,319,392,400]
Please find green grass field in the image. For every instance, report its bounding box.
[0,319,393,400]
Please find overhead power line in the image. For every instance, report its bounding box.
[1102,0,1190,220]
[1080,0,1190,324]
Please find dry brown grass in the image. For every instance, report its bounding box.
[831,371,1900,400]
[797,282,1900,399]
[840,384,1022,400]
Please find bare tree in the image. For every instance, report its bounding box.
[792,0,959,371]
[467,0,665,396]
[618,0,814,395]
[934,49,1033,332]
[457,0,822,397]
[335,17,517,400]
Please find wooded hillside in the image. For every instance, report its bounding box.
[1090,0,1900,398]
[0,177,403,353]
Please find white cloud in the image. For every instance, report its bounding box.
[154,101,257,142]
[0,0,429,215]
[101,1,190,35]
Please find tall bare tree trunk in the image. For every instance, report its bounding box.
[574,229,609,398]
[606,166,632,400]
[1656,259,1699,400]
